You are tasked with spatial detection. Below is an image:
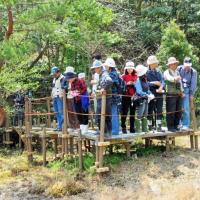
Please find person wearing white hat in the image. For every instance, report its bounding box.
[164,57,184,132]
[134,64,154,133]
[78,73,86,80]
[146,55,165,132]
[178,57,197,130]
[121,61,138,134]
[105,58,121,135]
[91,60,113,135]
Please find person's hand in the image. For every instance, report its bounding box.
[90,92,95,98]
[91,80,97,85]
[174,76,181,81]
[151,81,161,86]
[190,95,194,102]
[127,81,133,85]
[100,89,106,95]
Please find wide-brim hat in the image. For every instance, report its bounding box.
[78,73,85,79]
[65,72,77,80]
[136,64,148,77]
[104,58,116,68]
[91,60,103,69]
[147,55,159,65]
[124,61,136,70]
[64,66,75,74]
[167,57,179,66]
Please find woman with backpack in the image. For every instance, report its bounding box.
[105,58,121,135]
[121,61,138,134]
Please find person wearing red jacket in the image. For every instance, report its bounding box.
[121,61,138,133]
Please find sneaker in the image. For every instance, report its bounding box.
[181,126,190,131]
[168,128,177,132]
[122,128,127,134]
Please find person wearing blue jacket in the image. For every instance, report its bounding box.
[178,57,198,130]
[146,56,165,132]
[135,64,154,133]
[105,58,121,135]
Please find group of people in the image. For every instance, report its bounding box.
[51,54,197,135]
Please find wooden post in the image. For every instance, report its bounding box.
[125,143,131,158]
[99,93,106,168]
[42,128,47,166]
[27,122,33,164]
[28,100,32,130]
[62,90,68,155]
[47,98,51,128]
[190,99,198,149]
[95,136,100,168]
[78,129,83,172]
[54,137,58,157]
[166,136,170,152]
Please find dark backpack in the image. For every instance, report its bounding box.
[117,76,126,94]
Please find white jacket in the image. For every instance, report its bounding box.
[51,74,64,98]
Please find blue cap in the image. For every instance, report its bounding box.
[50,66,60,75]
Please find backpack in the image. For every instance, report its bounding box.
[117,76,126,94]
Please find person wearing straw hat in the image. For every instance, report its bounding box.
[104,57,121,135]
[178,57,197,130]
[164,57,184,132]
[50,66,65,131]
[121,61,138,134]
[146,55,165,132]
[65,70,89,134]
[91,59,113,135]
[135,64,154,133]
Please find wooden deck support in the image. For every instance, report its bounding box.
[42,128,47,166]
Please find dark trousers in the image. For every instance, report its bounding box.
[148,94,163,124]
[166,94,182,130]
[67,99,79,128]
[74,101,88,125]
[121,96,136,132]
[97,97,112,133]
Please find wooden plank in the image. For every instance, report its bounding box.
[96,167,109,173]
[97,141,110,147]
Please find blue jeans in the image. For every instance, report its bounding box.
[137,99,148,119]
[53,96,64,130]
[111,102,119,135]
[182,88,190,127]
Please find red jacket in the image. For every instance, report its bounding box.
[122,74,138,96]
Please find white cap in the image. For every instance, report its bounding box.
[147,55,159,65]
[184,57,192,67]
[124,61,135,70]
[64,66,75,74]
[78,73,85,79]
[91,60,103,69]
[167,57,179,66]
[136,64,148,77]
[104,58,116,68]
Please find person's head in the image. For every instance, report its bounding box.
[183,57,192,70]
[64,66,75,75]
[65,72,77,83]
[92,53,102,61]
[91,60,103,74]
[104,58,116,72]
[147,55,159,69]
[135,64,148,77]
[50,66,61,78]
[124,61,136,75]
[167,57,179,70]
[78,73,86,80]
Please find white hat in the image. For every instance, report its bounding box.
[104,58,116,68]
[147,55,159,65]
[167,57,179,66]
[64,66,75,74]
[78,73,85,79]
[136,64,148,77]
[91,60,103,69]
[124,61,135,70]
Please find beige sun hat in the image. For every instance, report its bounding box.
[167,57,179,66]
[64,66,75,74]
[147,55,159,65]
[136,64,148,77]
[124,61,135,70]
[78,73,85,79]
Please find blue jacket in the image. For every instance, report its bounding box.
[135,76,151,97]
[178,65,197,96]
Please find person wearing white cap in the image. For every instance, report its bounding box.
[78,73,86,80]
[91,60,113,135]
[105,58,121,135]
[121,61,138,133]
[164,57,184,132]
[178,57,197,130]
[134,64,154,133]
[146,55,165,132]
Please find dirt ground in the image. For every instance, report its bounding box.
[0,137,200,200]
